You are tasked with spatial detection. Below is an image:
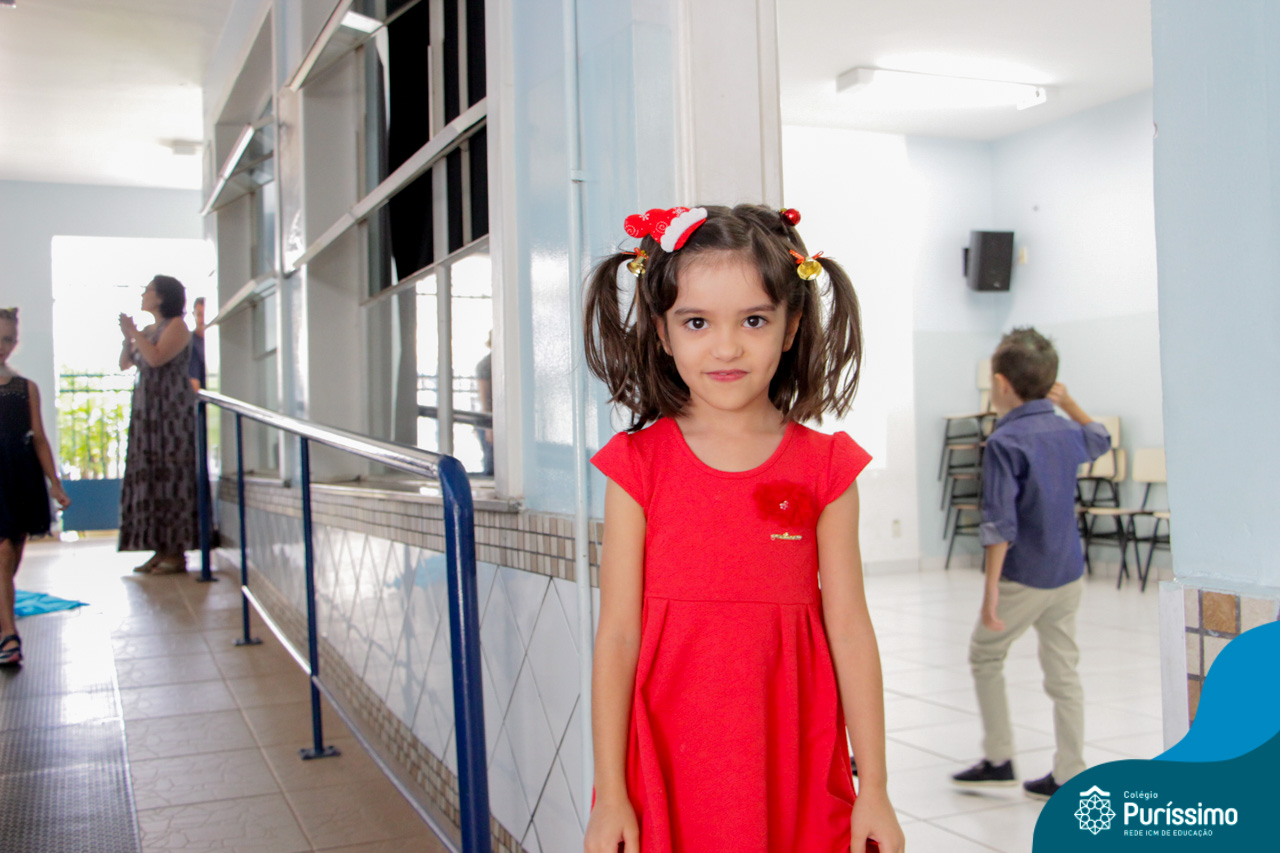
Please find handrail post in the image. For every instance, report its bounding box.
[195,398,217,583]
[439,456,490,853]
[298,437,339,761]
[234,413,261,647]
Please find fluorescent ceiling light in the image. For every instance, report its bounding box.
[341,11,381,33]
[837,67,1049,111]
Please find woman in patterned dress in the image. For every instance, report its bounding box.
[117,276,197,574]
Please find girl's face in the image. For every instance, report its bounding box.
[0,318,16,367]
[657,254,800,420]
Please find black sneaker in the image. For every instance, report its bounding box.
[1023,773,1060,800]
[951,759,1016,788]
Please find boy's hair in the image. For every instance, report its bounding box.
[150,275,186,319]
[584,203,861,430]
[992,327,1058,401]
[0,307,16,323]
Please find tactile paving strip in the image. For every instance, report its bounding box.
[0,614,141,852]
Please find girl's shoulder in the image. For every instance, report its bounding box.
[786,424,873,493]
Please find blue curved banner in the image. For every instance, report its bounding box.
[1033,621,1280,850]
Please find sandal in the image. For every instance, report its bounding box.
[133,554,162,573]
[0,634,21,667]
[149,556,188,575]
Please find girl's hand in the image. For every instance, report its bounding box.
[50,482,71,510]
[850,787,905,853]
[584,795,639,853]
[119,313,137,340]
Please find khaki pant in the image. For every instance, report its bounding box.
[969,577,1086,782]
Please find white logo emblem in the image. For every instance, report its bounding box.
[1075,785,1116,835]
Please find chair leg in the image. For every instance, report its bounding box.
[1115,515,1132,589]
[945,512,961,570]
[1144,517,1163,590]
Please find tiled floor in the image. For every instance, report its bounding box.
[9,538,1167,853]
[866,561,1167,852]
[12,538,450,853]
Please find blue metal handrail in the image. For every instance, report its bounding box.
[194,390,490,853]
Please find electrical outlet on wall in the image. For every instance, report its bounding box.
[891,519,902,538]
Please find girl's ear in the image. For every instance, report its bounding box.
[782,309,802,352]
[655,315,673,355]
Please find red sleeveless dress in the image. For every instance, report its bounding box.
[592,417,872,853]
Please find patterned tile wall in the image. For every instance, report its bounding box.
[218,485,598,853]
[1182,586,1280,723]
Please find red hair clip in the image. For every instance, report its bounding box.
[788,249,824,281]
[780,208,801,226]
[623,207,708,252]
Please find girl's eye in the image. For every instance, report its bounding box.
[744,315,768,329]
[684,317,707,331]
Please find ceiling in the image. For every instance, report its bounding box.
[778,0,1153,139]
[0,0,232,190]
[0,0,1152,190]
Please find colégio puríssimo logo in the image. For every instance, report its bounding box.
[1076,786,1117,835]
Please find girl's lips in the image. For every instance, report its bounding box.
[707,370,747,382]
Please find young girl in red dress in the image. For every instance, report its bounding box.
[582,205,904,853]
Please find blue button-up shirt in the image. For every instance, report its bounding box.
[979,399,1113,589]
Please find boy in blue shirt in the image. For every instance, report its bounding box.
[951,328,1112,799]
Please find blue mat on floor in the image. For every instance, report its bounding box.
[14,590,87,619]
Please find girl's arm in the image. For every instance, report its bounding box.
[817,482,904,853]
[124,318,191,368]
[26,381,70,508]
[584,478,645,853]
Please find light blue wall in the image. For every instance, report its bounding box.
[1151,0,1280,587]
[511,0,678,514]
[0,180,203,452]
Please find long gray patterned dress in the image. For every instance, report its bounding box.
[118,320,197,553]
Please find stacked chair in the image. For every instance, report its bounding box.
[1081,447,1168,591]
[941,360,996,569]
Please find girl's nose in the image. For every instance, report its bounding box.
[711,328,743,360]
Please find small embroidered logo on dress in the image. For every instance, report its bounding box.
[770,532,803,541]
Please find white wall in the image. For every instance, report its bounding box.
[0,180,203,454]
[784,90,1163,566]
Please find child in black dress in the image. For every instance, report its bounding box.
[0,308,71,666]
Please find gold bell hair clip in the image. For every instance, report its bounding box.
[626,248,648,276]
[788,249,825,281]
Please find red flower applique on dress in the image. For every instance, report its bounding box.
[753,482,816,537]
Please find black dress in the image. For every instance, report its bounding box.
[0,376,52,541]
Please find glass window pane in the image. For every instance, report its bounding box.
[450,252,492,474]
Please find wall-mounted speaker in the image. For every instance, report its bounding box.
[963,231,1014,292]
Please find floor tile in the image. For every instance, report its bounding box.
[225,669,314,709]
[113,632,213,660]
[240,700,353,748]
[130,747,282,810]
[126,710,258,761]
[933,799,1043,853]
[136,792,311,852]
[286,780,431,849]
[115,652,223,688]
[262,737,387,793]
[119,681,238,720]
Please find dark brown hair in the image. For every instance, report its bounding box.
[584,203,862,430]
[992,326,1058,401]
[0,307,16,323]
[150,275,186,319]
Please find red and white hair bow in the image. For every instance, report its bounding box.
[623,206,708,253]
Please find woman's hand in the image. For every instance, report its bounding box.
[851,786,905,853]
[49,482,71,510]
[118,313,138,340]
[584,795,639,853]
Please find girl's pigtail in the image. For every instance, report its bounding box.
[583,253,644,414]
[817,256,862,418]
